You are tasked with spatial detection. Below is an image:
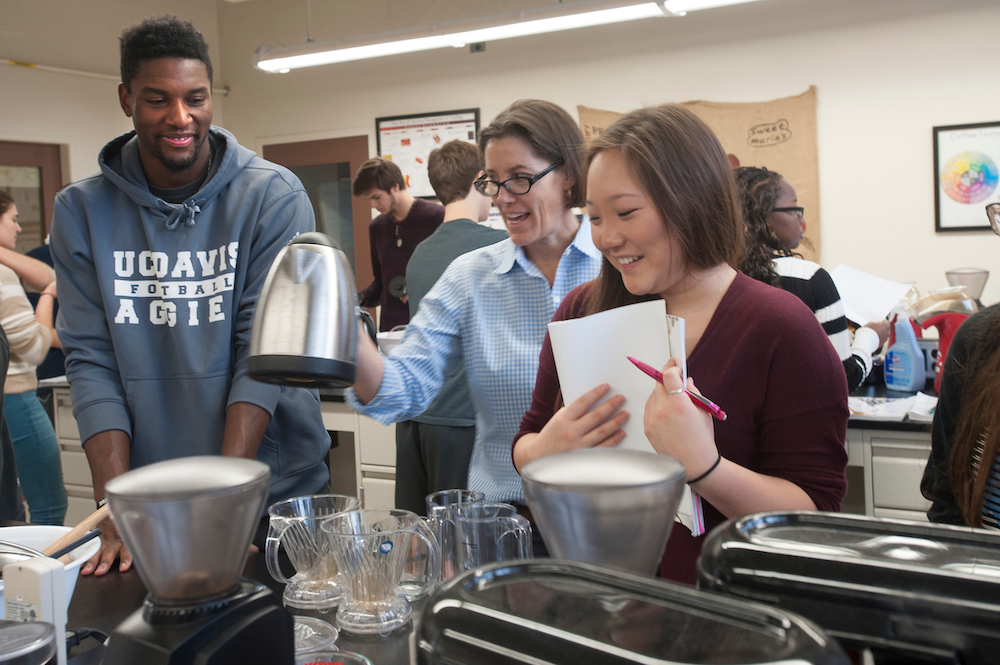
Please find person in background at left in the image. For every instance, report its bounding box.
[26,236,67,387]
[921,202,1000,528]
[353,157,443,332]
[0,191,66,525]
[50,15,330,576]
[513,105,848,584]
[735,166,890,391]
[0,327,27,523]
[395,139,508,514]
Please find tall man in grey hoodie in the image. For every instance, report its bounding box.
[50,16,331,576]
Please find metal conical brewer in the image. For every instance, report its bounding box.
[521,449,686,576]
[105,456,270,603]
[248,232,359,388]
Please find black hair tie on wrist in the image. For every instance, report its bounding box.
[688,451,722,484]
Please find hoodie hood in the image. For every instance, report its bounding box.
[98,126,255,230]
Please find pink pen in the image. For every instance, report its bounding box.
[626,356,728,421]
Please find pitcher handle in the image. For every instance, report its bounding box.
[411,518,441,596]
[264,522,291,584]
[499,515,534,560]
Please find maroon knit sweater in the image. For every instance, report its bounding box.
[516,271,849,584]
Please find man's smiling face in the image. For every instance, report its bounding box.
[119,57,213,189]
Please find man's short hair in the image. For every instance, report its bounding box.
[352,158,406,197]
[120,15,213,93]
[427,141,483,206]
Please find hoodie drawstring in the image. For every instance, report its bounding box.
[164,199,206,230]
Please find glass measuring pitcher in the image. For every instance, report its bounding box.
[455,502,532,571]
[322,509,439,635]
[265,494,362,610]
[425,489,485,581]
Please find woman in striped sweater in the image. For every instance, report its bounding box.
[0,191,66,525]
[735,167,890,391]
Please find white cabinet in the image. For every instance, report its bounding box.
[847,425,932,521]
[322,401,396,509]
[51,386,95,527]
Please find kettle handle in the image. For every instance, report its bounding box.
[359,309,377,343]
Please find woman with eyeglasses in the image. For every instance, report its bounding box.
[512,105,848,584]
[921,202,1000,528]
[347,99,602,519]
[735,166,890,391]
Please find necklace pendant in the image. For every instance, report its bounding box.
[396,238,402,247]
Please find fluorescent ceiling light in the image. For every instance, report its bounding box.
[256,1,664,72]
[255,0,765,72]
[662,0,763,13]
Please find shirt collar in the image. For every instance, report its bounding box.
[494,216,600,276]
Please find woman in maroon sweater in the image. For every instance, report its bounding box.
[512,105,848,584]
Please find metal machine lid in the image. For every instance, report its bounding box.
[0,621,57,664]
[700,511,1000,593]
[521,448,686,490]
[697,511,1000,660]
[105,456,270,501]
[419,559,848,665]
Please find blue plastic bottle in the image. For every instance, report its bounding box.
[884,316,925,392]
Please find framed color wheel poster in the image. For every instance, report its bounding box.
[934,121,1000,232]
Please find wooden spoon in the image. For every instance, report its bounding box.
[42,504,110,563]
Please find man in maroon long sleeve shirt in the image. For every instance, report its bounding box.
[353,158,443,332]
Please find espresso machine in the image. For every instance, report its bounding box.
[101,456,294,665]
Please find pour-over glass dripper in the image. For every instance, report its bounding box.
[265,494,361,609]
[105,456,270,604]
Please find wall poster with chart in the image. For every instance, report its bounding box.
[376,109,480,199]
[933,121,1000,232]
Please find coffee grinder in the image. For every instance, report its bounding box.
[101,456,294,665]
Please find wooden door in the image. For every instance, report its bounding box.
[263,136,373,293]
[0,141,63,252]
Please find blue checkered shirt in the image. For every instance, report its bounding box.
[346,219,602,503]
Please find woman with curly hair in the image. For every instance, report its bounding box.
[735,166,889,391]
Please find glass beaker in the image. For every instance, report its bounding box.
[454,502,532,571]
[425,489,485,581]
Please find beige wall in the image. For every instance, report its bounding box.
[3,0,999,306]
[0,0,223,183]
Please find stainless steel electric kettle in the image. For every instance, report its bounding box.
[249,232,360,387]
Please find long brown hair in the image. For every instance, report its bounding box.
[0,191,13,218]
[581,104,743,316]
[949,312,1000,526]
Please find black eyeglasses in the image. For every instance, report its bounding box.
[474,162,563,197]
[987,202,1000,236]
[772,206,805,218]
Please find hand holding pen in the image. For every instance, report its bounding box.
[628,356,725,485]
[626,356,727,421]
